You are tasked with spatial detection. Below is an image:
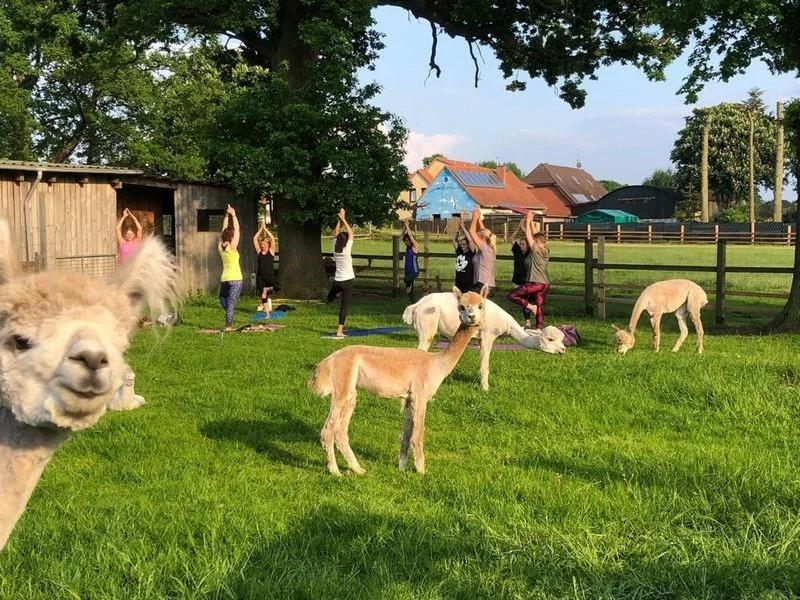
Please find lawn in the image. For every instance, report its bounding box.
[2,292,800,598]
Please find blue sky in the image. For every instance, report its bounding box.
[362,6,799,199]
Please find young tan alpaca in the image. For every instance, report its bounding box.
[612,279,708,354]
[0,220,179,551]
[309,286,487,476]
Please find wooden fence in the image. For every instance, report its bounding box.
[312,235,793,325]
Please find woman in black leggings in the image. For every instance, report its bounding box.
[327,208,355,338]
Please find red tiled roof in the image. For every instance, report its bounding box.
[524,163,607,205]
[444,163,548,213]
[526,185,572,218]
[415,168,433,184]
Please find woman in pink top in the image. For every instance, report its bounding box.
[116,208,143,264]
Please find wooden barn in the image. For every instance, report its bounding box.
[0,161,257,292]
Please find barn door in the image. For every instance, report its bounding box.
[116,185,175,253]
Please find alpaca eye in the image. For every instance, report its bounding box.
[10,335,33,351]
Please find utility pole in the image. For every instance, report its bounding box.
[701,114,711,222]
[775,101,784,222]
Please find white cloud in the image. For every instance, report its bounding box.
[404,131,467,170]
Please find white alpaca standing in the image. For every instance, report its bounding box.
[0,221,179,551]
[612,279,708,354]
[403,288,566,391]
[310,286,488,476]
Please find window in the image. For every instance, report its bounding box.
[433,213,441,220]
[197,209,226,232]
[410,189,418,203]
[163,214,174,236]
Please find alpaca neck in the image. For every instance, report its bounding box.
[627,296,648,334]
[435,324,479,375]
[0,406,69,551]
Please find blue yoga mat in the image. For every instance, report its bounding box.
[321,326,406,339]
[250,311,287,321]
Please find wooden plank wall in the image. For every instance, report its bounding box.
[0,174,40,262]
[174,182,256,293]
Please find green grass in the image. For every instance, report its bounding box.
[2,293,800,598]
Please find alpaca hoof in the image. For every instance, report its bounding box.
[350,465,366,475]
[327,466,343,477]
[481,383,490,392]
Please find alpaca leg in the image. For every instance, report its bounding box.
[320,401,342,476]
[410,397,430,474]
[650,312,662,352]
[672,307,689,352]
[334,391,365,475]
[479,335,495,391]
[690,308,705,354]
[398,395,414,470]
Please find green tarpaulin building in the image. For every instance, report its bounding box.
[574,209,639,224]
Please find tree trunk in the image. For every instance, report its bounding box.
[766,117,800,332]
[275,197,328,299]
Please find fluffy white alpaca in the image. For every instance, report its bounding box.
[403,288,566,391]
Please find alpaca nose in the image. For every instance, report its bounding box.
[69,341,109,371]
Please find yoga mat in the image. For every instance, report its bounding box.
[200,323,285,334]
[321,326,406,339]
[250,310,287,321]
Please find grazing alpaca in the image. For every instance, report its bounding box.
[309,286,487,476]
[403,289,566,391]
[612,279,708,354]
[0,221,179,551]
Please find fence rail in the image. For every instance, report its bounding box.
[312,235,793,323]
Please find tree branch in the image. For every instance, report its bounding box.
[467,39,479,87]
[427,20,441,80]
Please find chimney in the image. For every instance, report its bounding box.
[499,165,508,185]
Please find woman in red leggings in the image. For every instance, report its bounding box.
[507,211,549,330]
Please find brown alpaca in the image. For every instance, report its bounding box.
[309,286,488,476]
[612,279,708,354]
[0,220,179,551]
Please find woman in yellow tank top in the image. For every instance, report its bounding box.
[218,204,243,330]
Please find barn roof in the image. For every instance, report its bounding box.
[524,163,607,205]
[0,160,144,176]
[443,163,548,213]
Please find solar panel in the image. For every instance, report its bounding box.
[452,168,504,188]
[571,193,592,204]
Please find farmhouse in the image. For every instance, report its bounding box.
[0,160,257,292]
[413,157,570,222]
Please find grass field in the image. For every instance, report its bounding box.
[2,292,800,598]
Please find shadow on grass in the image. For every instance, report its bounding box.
[200,413,320,469]
[212,504,800,599]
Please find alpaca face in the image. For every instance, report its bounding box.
[453,286,488,326]
[612,326,635,354]
[0,275,136,431]
[538,326,566,355]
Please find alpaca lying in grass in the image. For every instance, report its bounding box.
[309,286,487,476]
[0,221,179,551]
[403,288,565,391]
[612,279,708,354]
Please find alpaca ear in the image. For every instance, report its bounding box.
[110,237,181,322]
[0,220,20,286]
[452,286,462,300]
[611,324,620,332]
[479,283,490,299]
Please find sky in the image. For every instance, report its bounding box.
[361,6,800,199]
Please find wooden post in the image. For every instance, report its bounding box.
[680,224,685,243]
[435,274,442,292]
[423,230,430,293]
[559,223,564,240]
[788,224,793,245]
[748,110,756,224]
[544,222,550,240]
[648,224,653,243]
[587,224,592,240]
[715,240,727,326]
[775,101,784,223]
[392,235,400,298]
[750,220,755,245]
[701,114,711,222]
[616,224,621,244]
[597,236,606,319]
[714,224,719,244]
[584,238,594,316]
